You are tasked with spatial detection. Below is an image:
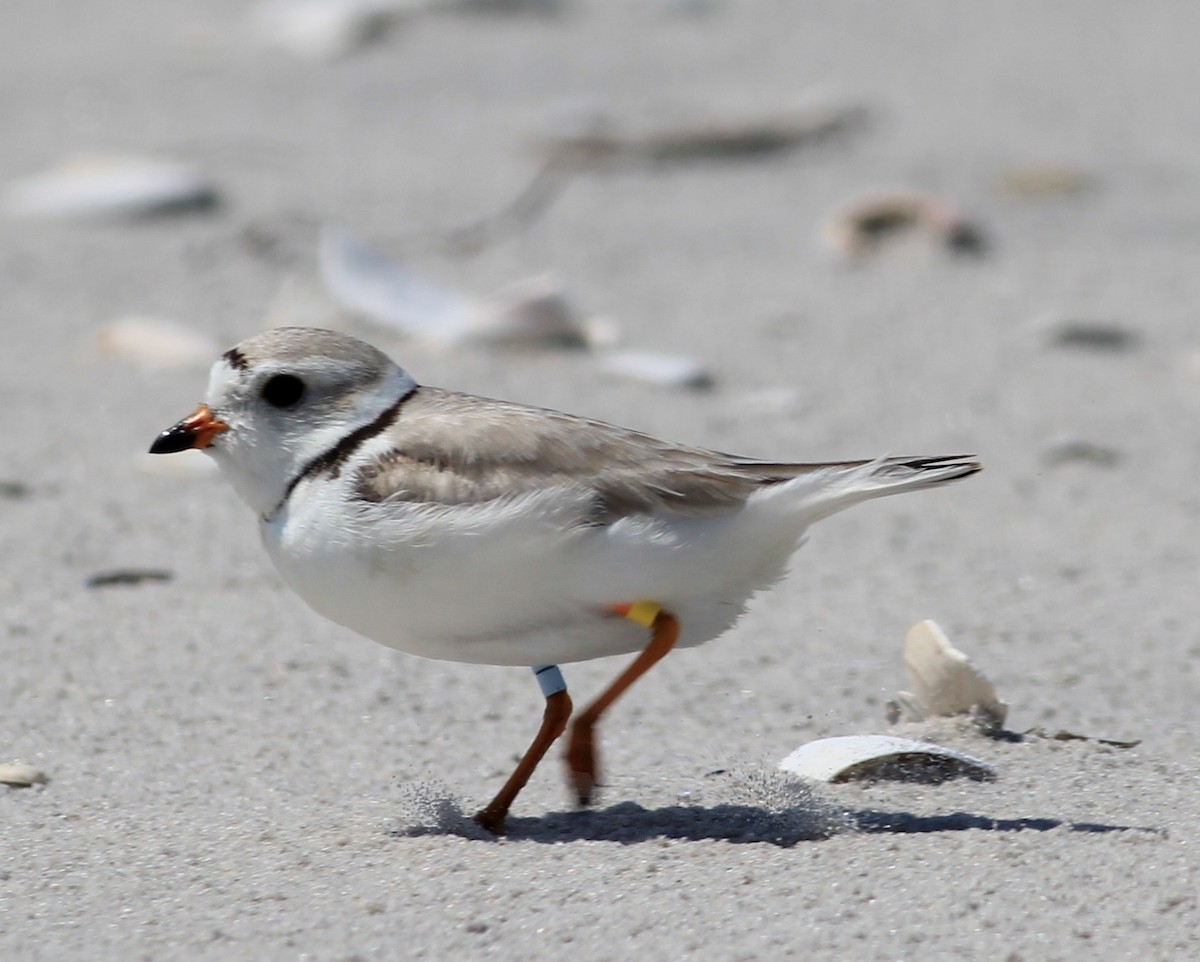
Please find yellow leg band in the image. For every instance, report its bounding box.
[621,600,662,629]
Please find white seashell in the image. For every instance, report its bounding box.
[4,154,217,220]
[0,761,47,787]
[252,0,410,60]
[97,317,221,369]
[887,620,1008,731]
[778,735,996,784]
[319,227,474,341]
[464,274,588,349]
[595,350,714,390]
[132,449,220,480]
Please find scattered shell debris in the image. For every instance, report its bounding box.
[3,154,218,220]
[320,227,605,348]
[85,568,174,589]
[0,761,47,788]
[252,0,410,61]
[886,620,1008,734]
[96,317,221,369]
[1041,438,1122,468]
[826,190,986,259]
[132,449,220,480]
[320,228,718,381]
[537,103,866,168]
[1046,320,1139,352]
[779,735,996,784]
[595,350,714,390]
[998,165,1094,199]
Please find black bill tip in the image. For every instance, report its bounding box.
[149,423,197,455]
[149,404,228,455]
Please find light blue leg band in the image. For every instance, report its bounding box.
[532,664,567,698]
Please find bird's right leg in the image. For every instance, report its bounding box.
[474,664,573,835]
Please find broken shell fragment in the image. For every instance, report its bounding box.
[252,0,409,61]
[466,274,589,349]
[0,761,47,787]
[538,103,866,167]
[96,317,221,369]
[778,735,996,784]
[595,351,714,390]
[4,154,218,220]
[826,190,986,259]
[320,227,598,349]
[319,227,474,341]
[887,620,1008,732]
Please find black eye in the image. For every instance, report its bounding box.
[260,374,306,408]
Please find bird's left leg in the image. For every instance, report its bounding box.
[564,602,680,806]
[474,664,573,835]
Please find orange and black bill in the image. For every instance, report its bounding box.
[149,404,229,454]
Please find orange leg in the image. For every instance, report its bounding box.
[564,608,680,806]
[474,688,573,835]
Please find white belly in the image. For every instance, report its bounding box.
[261,480,811,667]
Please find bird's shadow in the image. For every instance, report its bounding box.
[391,799,1159,846]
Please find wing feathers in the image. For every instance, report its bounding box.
[350,388,979,520]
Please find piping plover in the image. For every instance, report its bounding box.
[150,327,980,833]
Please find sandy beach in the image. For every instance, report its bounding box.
[3,2,1199,958]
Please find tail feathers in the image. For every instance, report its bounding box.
[751,454,981,522]
[848,454,982,494]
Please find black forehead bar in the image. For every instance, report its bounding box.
[222,348,249,371]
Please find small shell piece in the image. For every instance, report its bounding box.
[252,0,408,61]
[888,620,1008,732]
[538,104,865,167]
[0,761,47,788]
[778,735,996,784]
[826,190,986,259]
[595,350,714,390]
[96,317,221,369]
[3,154,218,220]
[464,274,589,349]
